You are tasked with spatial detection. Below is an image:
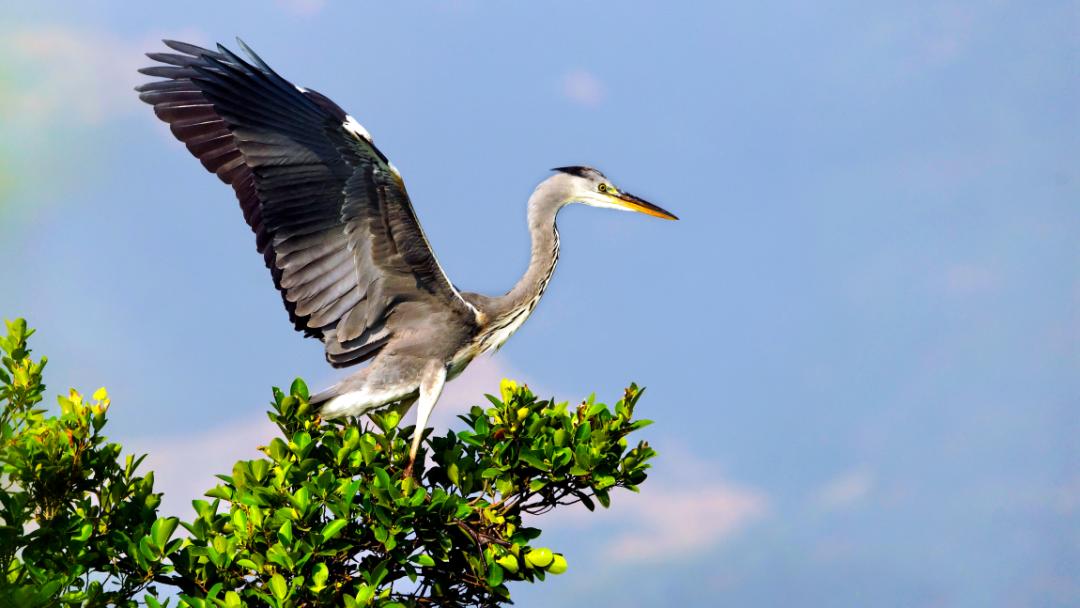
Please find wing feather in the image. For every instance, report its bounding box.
[137,39,477,367]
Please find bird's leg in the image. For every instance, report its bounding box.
[403,361,447,479]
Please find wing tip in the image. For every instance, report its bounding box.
[161,39,217,59]
[234,37,272,72]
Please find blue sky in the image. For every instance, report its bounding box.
[1,1,1077,606]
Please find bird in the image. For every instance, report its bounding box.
[136,39,677,476]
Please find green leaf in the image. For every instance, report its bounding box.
[266,543,295,570]
[278,519,293,545]
[519,451,547,470]
[205,485,233,500]
[151,517,179,549]
[596,488,611,508]
[289,486,311,511]
[290,378,309,400]
[310,562,329,591]
[373,466,391,490]
[269,574,288,600]
[321,519,348,543]
[413,554,436,567]
[237,558,260,571]
[354,583,375,605]
[73,522,93,542]
[267,438,289,462]
[139,535,157,563]
[553,428,568,447]
[250,458,270,481]
[473,416,490,436]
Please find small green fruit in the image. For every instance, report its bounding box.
[525,548,554,569]
[547,554,568,574]
[496,554,519,573]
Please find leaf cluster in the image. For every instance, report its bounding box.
[168,378,655,607]
[0,319,657,607]
[0,319,178,607]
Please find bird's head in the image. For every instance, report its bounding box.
[547,166,678,220]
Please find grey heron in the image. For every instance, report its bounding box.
[136,40,677,476]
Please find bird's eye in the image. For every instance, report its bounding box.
[598,183,608,193]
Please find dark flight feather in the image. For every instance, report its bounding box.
[137,40,477,368]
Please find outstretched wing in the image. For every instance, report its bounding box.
[137,40,477,367]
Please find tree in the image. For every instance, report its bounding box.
[0,319,657,607]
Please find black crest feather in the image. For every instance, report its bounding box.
[552,165,603,179]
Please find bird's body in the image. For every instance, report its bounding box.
[137,40,676,472]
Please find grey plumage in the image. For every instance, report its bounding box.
[137,39,677,473]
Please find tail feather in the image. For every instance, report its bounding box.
[316,385,419,420]
[309,383,341,407]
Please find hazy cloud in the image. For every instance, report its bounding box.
[561,69,606,107]
[1,26,156,127]
[814,468,875,510]
[0,24,212,132]
[131,417,279,518]
[603,482,768,561]
[0,25,206,215]
[541,447,769,562]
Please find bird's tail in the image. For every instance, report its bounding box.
[309,383,342,408]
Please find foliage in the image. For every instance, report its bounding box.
[0,319,657,607]
[0,319,176,607]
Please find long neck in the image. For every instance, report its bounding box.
[491,190,563,319]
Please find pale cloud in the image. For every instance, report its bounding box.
[0,25,206,215]
[0,25,206,128]
[541,446,769,562]
[814,468,875,510]
[561,69,606,107]
[3,27,144,127]
[603,482,768,561]
[130,416,279,518]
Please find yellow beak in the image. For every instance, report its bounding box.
[609,191,679,220]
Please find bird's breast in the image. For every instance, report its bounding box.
[476,306,535,355]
